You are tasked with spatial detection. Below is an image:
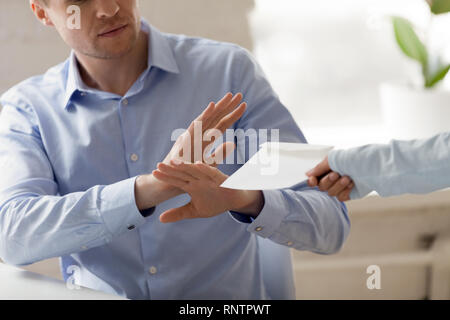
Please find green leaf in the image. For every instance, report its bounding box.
[392,17,428,67]
[425,64,450,88]
[430,0,450,14]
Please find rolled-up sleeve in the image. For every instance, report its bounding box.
[228,48,350,254]
[0,103,146,266]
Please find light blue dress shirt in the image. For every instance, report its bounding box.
[0,20,349,300]
[329,132,450,200]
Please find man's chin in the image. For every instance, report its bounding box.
[83,45,134,60]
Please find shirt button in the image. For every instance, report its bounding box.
[255,227,263,232]
[122,99,129,106]
[80,92,86,97]
[130,154,139,162]
[81,246,88,250]
[149,266,157,275]
[127,225,135,231]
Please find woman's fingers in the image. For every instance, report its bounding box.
[337,183,354,202]
[327,176,352,197]
[318,172,340,192]
[307,176,319,187]
[310,169,353,201]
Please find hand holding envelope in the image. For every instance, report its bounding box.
[220,142,334,190]
[152,142,345,223]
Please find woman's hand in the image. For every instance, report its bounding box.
[306,156,354,202]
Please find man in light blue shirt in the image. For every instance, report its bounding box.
[0,0,349,299]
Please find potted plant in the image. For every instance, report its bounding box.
[380,0,450,140]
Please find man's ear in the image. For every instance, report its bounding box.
[30,0,54,27]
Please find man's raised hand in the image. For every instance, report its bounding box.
[152,159,264,223]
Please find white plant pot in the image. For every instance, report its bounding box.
[380,82,450,140]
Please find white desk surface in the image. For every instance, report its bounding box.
[0,263,125,300]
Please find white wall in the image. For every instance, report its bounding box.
[251,0,450,128]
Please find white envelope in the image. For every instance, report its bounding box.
[221,142,334,190]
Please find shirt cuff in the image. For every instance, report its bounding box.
[328,149,342,174]
[229,190,289,238]
[98,176,147,237]
[329,149,365,200]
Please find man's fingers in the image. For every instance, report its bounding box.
[159,203,195,223]
[191,162,228,184]
[215,92,243,120]
[152,169,189,189]
[157,162,198,182]
[191,91,236,132]
[197,102,216,123]
[318,172,340,192]
[202,93,234,129]
[171,160,212,181]
[208,142,236,166]
[215,102,247,134]
[307,157,331,178]
[190,102,215,134]
[327,176,351,197]
[207,93,243,130]
[215,92,234,108]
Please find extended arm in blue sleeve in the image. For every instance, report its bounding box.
[328,132,450,199]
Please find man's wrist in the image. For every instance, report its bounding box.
[134,174,182,211]
[231,190,265,218]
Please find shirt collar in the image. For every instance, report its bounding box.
[63,19,179,109]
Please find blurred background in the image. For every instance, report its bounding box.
[1,0,450,299]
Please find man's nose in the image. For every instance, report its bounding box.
[95,0,120,19]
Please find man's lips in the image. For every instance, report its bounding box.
[98,24,128,37]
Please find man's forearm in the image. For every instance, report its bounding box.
[0,178,146,266]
